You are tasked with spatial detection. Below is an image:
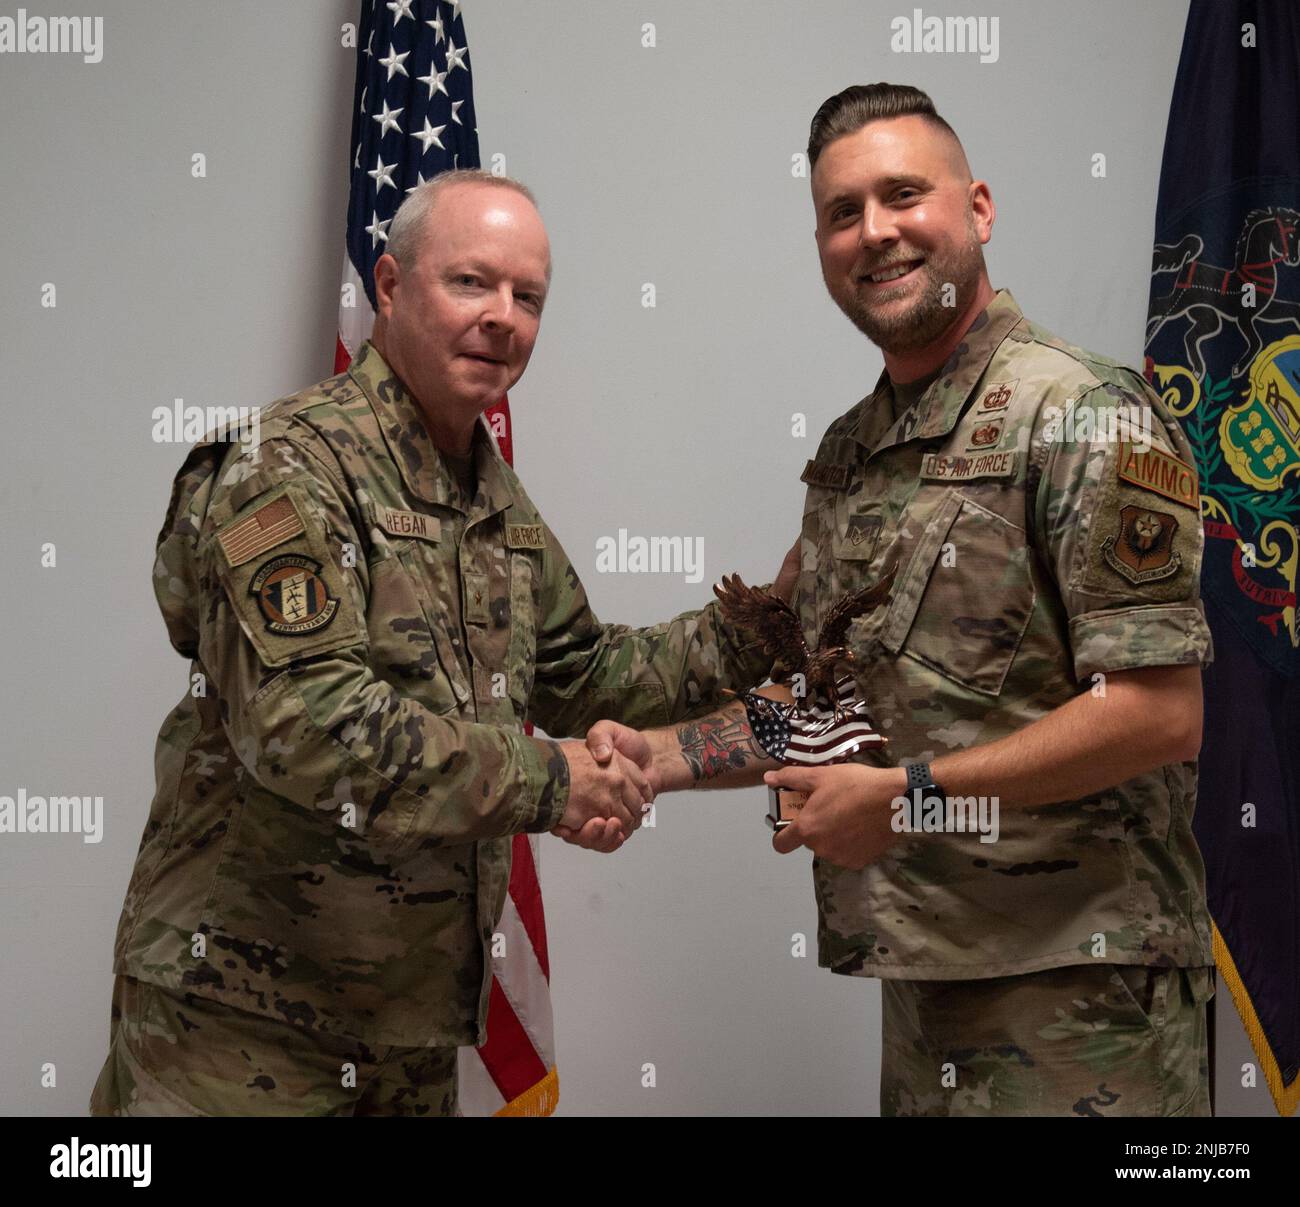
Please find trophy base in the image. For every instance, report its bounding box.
[766,786,808,831]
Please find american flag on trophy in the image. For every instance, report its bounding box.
[712,567,897,830]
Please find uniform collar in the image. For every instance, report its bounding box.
[349,339,516,517]
[854,287,1027,452]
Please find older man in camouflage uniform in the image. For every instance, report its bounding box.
[90,171,785,1116]
[584,84,1217,1117]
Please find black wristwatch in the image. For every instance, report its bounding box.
[905,761,946,801]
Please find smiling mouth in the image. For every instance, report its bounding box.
[861,258,924,286]
[462,353,505,365]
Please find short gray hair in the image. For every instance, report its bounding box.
[385,169,547,281]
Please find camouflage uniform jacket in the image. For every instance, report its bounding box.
[115,341,771,1047]
[798,289,1215,980]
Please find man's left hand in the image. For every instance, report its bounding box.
[764,764,904,870]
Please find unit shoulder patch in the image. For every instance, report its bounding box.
[1101,505,1182,584]
[249,553,340,635]
[211,484,364,667]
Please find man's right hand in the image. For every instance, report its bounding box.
[554,740,653,839]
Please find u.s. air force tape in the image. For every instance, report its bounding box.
[919,450,1018,482]
[506,523,546,549]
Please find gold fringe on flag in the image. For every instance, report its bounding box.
[1213,923,1299,1117]
[493,1066,559,1118]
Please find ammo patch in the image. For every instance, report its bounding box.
[1102,505,1181,584]
[506,523,546,549]
[1116,440,1199,509]
[920,450,1018,482]
[376,507,440,542]
[249,554,339,635]
[217,495,304,567]
[801,459,852,489]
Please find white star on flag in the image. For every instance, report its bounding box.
[366,212,392,248]
[445,37,468,73]
[386,0,415,26]
[371,100,404,137]
[378,46,409,81]
[418,65,448,99]
[368,155,397,193]
[414,118,447,154]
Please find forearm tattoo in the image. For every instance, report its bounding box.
[675,702,768,783]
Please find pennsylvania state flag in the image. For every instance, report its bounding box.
[1145,0,1300,1116]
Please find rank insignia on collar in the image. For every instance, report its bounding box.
[976,380,1018,413]
[1102,505,1182,583]
[249,554,339,635]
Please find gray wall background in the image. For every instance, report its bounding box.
[0,0,1271,1116]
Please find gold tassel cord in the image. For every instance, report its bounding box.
[1213,923,1299,1117]
[493,1066,559,1118]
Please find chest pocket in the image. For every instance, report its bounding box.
[366,541,468,717]
[805,486,885,606]
[873,488,1036,697]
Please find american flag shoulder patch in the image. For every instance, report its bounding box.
[217,494,306,568]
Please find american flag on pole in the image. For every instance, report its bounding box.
[338,0,559,1117]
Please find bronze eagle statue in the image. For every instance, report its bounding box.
[713,562,897,722]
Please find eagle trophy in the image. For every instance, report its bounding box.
[713,563,898,723]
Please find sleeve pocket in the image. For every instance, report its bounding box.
[212,483,364,670]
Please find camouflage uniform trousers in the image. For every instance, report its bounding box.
[880,962,1215,1117]
[88,976,459,1117]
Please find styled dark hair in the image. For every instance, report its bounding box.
[807,83,961,170]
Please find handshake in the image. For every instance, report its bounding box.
[550,721,658,854]
[539,536,802,855]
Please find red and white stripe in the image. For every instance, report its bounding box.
[784,677,886,765]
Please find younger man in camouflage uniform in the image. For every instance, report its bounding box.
[90,173,786,1116]
[577,85,1216,1117]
